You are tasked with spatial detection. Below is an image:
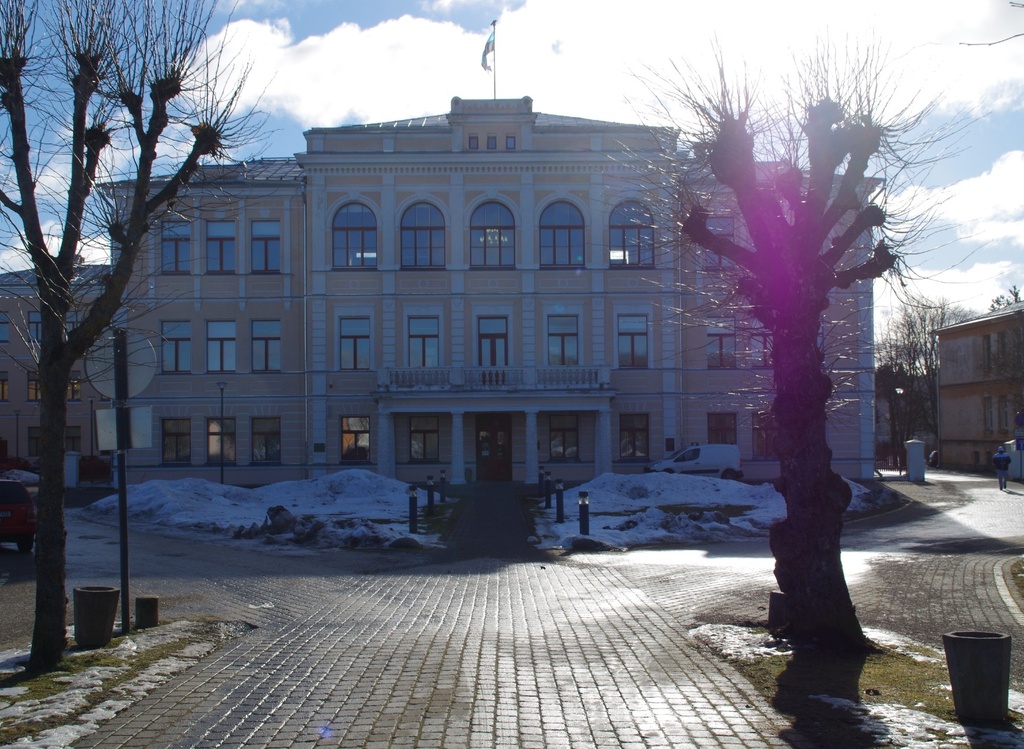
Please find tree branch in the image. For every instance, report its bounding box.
[833,240,897,288]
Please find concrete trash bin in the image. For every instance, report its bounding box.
[73,586,120,649]
[942,630,1011,721]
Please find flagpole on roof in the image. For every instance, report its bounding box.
[481,20,496,99]
[492,20,496,99]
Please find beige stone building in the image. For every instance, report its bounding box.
[936,302,1024,471]
[0,96,878,485]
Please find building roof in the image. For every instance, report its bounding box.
[936,300,1024,334]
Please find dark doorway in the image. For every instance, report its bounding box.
[476,413,512,481]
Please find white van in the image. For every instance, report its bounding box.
[643,444,743,480]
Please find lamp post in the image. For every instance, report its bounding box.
[894,387,905,473]
[89,397,95,457]
[217,382,226,485]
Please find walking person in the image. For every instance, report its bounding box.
[994,446,1012,491]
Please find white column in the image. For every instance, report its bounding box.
[525,409,538,483]
[451,410,466,484]
[377,409,394,478]
[595,408,612,476]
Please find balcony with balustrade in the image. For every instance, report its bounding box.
[377,366,610,393]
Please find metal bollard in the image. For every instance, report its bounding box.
[439,468,447,504]
[426,475,435,516]
[555,479,565,523]
[578,491,590,535]
[544,470,552,509]
[538,465,545,492]
[408,485,418,534]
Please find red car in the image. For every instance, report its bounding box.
[0,479,36,553]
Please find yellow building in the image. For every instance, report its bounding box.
[937,302,1024,471]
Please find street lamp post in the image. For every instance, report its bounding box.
[217,382,226,485]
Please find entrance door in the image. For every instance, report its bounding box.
[476,413,512,481]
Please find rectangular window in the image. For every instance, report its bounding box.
[750,332,772,368]
[505,135,516,150]
[549,414,579,459]
[752,411,777,459]
[341,416,371,461]
[619,414,649,459]
[28,311,41,342]
[617,315,648,368]
[409,416,439,462]
[547,316,578,366]
[27,376,41,401]
[486,135,497,150]
[408,317,439,367]
[65,426,82,453]
[207,417,236,464]
[340,318,371,370]
[252,417,281,463]
[708,412,737,444]
[707,328,736,369]
[984,395,995,431]
[162,418,191,464]
[162,321,192,373]
[478,317,508,367]
[982,334,992,370]
[207,321,236,372]
[0,371,7,401]
[998,395,1010,431]
[161,222,191,274]
[205,221,236,273]
[252,320,282,372]
[0,312,7,343]
[251,220,281,273]
[27,426,40,457]
[67,371,82,401]
[468,135,479,150]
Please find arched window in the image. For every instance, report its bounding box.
[401,202,445,268]
[332,203,377,268]
[609,201,654,266]
[539,201,584,267]
[470,201,515,267]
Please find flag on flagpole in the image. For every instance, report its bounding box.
[481,24,495,71]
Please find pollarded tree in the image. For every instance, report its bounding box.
[0,0,258,672]
[670,51,937,648]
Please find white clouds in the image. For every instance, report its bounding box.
[876,259,1024,318]
[217,0,1024,135]
[912,151,1024,248]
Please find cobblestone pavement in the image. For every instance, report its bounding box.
[59,471,1024,748]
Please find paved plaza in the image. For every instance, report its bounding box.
[47,472,1024,747]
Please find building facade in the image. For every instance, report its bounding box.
[0,96,878,485]
[936,301,1024,471]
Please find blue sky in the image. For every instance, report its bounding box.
[210,0,1024,315]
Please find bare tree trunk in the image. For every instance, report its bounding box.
[29,366,71,671]
[768,317,865,646]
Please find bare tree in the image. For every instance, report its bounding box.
[655,48,940,648]
[0,0,257,672]
[876,294,974,451]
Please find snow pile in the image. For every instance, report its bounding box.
[82,470,436,550]
[534,472,886,550]
[75,469,894,553]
